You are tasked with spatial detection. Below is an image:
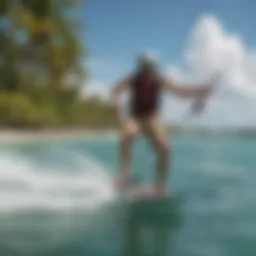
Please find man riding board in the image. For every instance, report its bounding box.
[111,53,213,196]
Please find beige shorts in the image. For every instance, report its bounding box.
[121,115,167,143]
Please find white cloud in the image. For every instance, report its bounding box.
[184,15,256,92]
[164,14,256,128]
[86,14,256,128]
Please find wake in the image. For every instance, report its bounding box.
[0,147,117,213]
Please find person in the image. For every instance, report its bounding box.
[110,52,213,196]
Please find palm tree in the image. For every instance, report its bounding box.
[2,0,20,91]
[19,0,84,89]
[0,0,85,93]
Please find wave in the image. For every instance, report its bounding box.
[0,147,117,213]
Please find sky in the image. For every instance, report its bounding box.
[82,0,256,128]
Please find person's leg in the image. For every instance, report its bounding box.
[144,116,170,194]
[116,117,140,188]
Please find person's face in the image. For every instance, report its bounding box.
[138,61,156,74]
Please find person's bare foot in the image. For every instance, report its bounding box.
[154,187,167,197]
[133,186,166,199]
[113,174,130,189]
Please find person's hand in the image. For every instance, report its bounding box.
[202,74,222,98]
[190,74,220,115]
[200,73,221,98]
[113,173,130,190]
[199,85,213,99]
[154,186,166,197]
[191,86,212,115]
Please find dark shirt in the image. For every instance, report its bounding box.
[129,72,162,117]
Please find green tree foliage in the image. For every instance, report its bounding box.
[0,1,7,16]
[0,0,118,129]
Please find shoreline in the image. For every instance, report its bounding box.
[0,128,119,144]
[0,128,255,144]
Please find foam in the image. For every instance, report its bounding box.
[0,149,117,213]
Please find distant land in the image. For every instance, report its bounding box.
[168,125,256,137]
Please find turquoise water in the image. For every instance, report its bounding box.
[0,136,256,256]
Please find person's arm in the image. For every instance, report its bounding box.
[110,76,131,113]
[161,76,212,99]
[111,76,130,100]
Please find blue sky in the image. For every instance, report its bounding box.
[83,0,256,127]
[84,0,256,84]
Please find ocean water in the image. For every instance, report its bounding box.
[0,136,256,256]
